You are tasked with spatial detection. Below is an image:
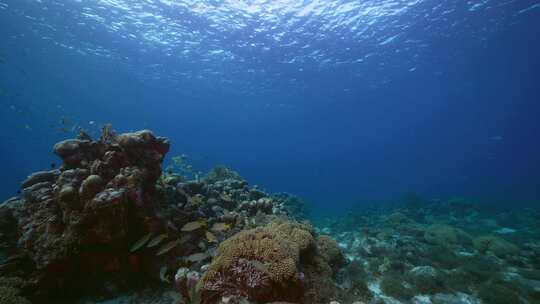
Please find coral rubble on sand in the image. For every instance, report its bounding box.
[316,199,540,304]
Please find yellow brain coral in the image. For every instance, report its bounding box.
[268,220,315,253]
[202,226,300,284]
[198,220,345,304]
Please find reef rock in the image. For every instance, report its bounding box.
[0,126,333,303]
[21,170,60,189]
[316,235,346,272]
[0,127,170,301]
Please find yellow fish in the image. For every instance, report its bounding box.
[181,221,205,232]
[147,233,168,248]
[156,239,180,256]
[205,231,218,243]
[211,222,231,232]
[130,233,153,253]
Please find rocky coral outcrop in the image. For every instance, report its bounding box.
[0,127,170,300]
[197,220,344,304]
[0,126,336,303]
[316,235,346,272]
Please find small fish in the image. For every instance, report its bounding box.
[205,231,217,243]
[50,163,56,169]
[156,239,180,256]
[220,194,233,202]
[179,234,193,244]
[211,222,231,232]
[188,195,204,206]
[181,221,204,232]
[159,265,170,283]
[130,233,153,253]
[167,220,178,232]
[147,233,168,248]
[184,252,210,263]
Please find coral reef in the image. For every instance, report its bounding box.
[4,126,539,304]
[0,127,171,300]
[316,235,346,272]
[0,126,342,304]
[198,220,344,304]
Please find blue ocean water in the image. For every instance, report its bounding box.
[1,0,540,216]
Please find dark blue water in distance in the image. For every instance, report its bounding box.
[1,0,540,216]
